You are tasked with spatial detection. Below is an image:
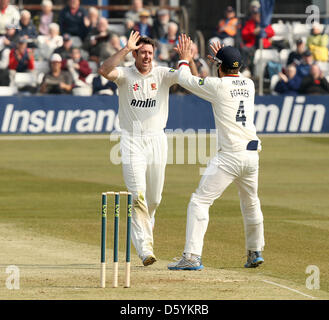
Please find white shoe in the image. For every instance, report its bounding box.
[168,253,204,271]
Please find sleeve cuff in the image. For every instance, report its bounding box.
[178,60,190,68]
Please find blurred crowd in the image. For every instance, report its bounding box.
[208,1,329,95]
[0,0,328,95]
[0,0,186,95]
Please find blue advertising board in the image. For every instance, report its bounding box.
[0,95,328,134]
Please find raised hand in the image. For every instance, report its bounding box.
[174,34,193,62]
[207,40,223,64]
[126,31,142,51]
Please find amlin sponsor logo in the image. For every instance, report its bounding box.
[1,105,120,133]
[254,96,325,133]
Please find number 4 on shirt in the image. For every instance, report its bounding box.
[236,100,246,127]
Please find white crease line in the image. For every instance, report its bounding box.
[262,280,316,299]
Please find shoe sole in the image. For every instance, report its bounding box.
[244,259,264,268]
[143,256,157,266]
[168,265,204,271]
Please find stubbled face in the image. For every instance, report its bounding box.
[97,18,108,33]
[71,49,81,61]
[159,14,169,24]
[49,27,59,37]
[304,55,313,65]
[69,0,80,10]
[42,4,52,14]
[297,43,305,53]
[133,43,154,74]
[64,40,72,49]
[21,14,31,26]
[287,66,296,79]
[226,11,235,19]
[132,0,142,11]
[51,61,61,73]
[140,16,149,24]
[18,42,27,53]
[252,12,260,23]
[6,28,16,37]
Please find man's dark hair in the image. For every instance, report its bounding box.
[220,64,240,74]
[135,37,155,53]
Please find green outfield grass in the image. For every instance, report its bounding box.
[0,136,328,294]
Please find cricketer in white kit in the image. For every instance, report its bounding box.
[99,31,197,266]
[168,35,265,270]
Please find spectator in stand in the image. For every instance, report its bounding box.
[0,46,10,85]
[0,24,19,51]
[62,47,91,87]
[58,0,89,41]
[54,33,73,60]
[83,17,112,63]
[241,5,274,73]
[34,0,55,36]
[125,19,135,40]
[133,10,153,37]
[274,64,301,95]
[157,21,179,67]
[9,37,34,72]
[99,34,134,65]
[209,6,238,47]
[125,0,152,25]
[0,25,13,85]
[299,63,329,94]
[18,10,38,47]
[0,0,20,36]
[37,23,63,60]
[152,9,172,40]
[92,73,117,95]
[191,42,209,78]
[84,7,100,36]
[287,39,305,66]
[235,0,260,49]
[307,22,329,62]
[39,53,73,94]
[296,50,313,78]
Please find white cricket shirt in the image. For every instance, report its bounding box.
[178,65,261,152]
[113,64,178,134]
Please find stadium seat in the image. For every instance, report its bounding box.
[85,73,97,86]
[71,36,83,48]
[272,22,291,42]
[0,86,18,96]
[280,48,292,66]
[35,60,50,74]
[108,21,126,36]
[291,23,310,43]
[88,61,98,73]
[253,49,280,78]
[14,72,37,89]
[270,74,280,95]
[72,86,92,96]
[317,61,329,76]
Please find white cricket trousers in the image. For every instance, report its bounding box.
[185,150,265,256]
[120,131,167,260]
